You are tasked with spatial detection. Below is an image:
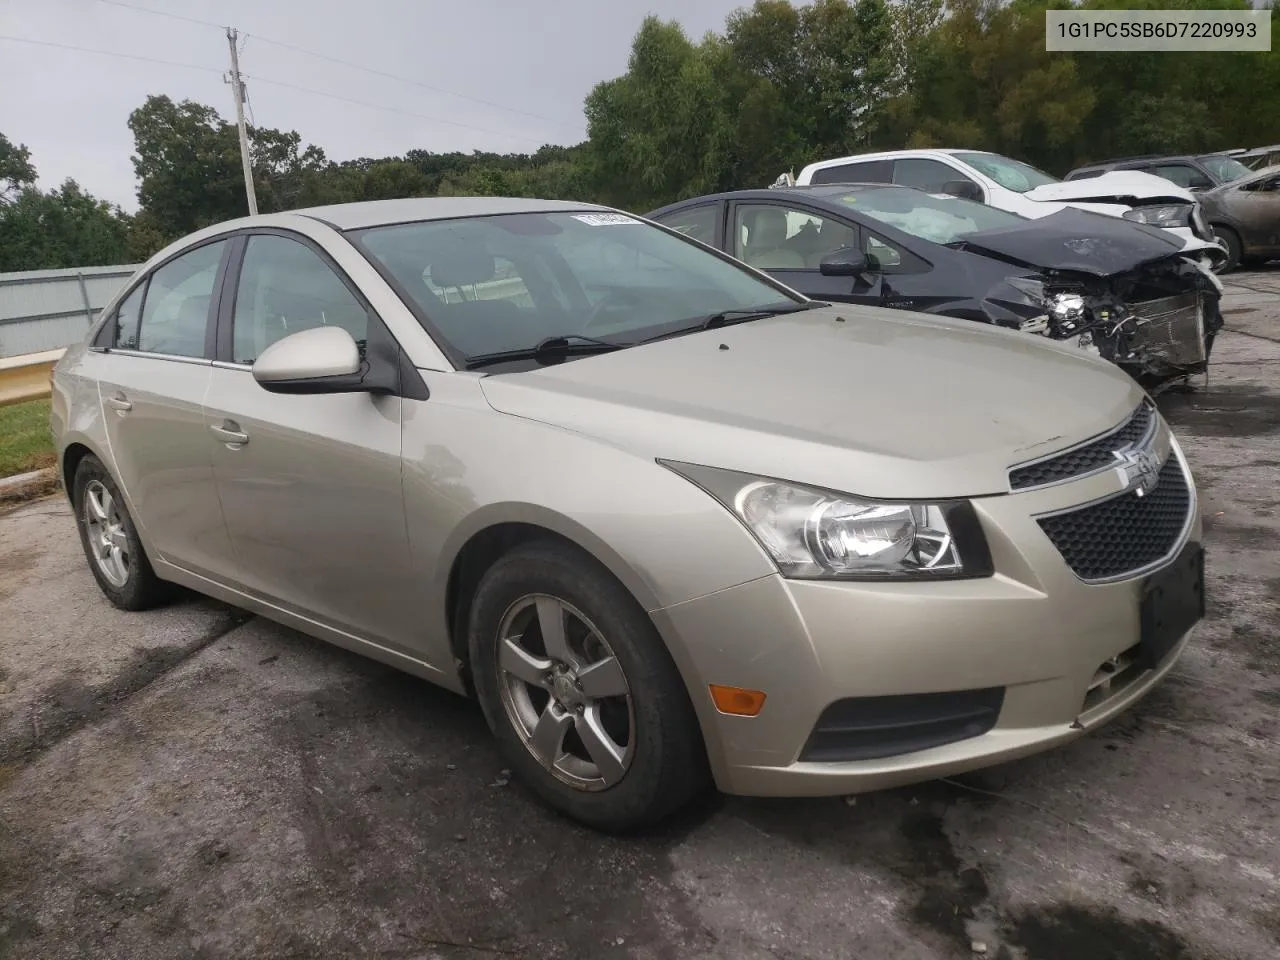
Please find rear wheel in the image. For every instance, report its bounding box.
[72,455,171,610]
[468,541,709,831]
[1210,225,1241,273]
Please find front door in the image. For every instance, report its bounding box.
[95,239,237,579]
[727,200,884,304]
[203,231,418,650]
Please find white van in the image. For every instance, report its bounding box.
[787,149,1225,261]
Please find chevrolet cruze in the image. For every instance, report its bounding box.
[50,198,1206,831]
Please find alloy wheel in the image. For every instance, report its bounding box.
[495,594,635,791]
[83,480,130,587]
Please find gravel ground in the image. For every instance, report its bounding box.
[1,272,1277,960]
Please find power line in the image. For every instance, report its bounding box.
[90,0,582,133]
[246,74,550,145]
[0,34,224,75]
[246,34,583,133]
[0,33,552,146]
[94,0,223,31]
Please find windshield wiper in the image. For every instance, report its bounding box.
[640,302,820,343]
[465,334,631,370]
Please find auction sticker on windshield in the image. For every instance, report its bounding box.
[1046,10,1270,51]
[573,213,641,226]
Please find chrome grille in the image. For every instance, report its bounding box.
[1009,400,1155,491]
[1037,456,1191,582]
[1128,291,1206,369]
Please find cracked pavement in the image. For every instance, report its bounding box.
[1,270,1278,960]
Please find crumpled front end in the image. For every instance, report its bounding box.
[982,256,1224,389]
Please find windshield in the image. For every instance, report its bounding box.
[830,187,1027,244]
[952,152,1059,193]
[352,211,799,364]
[1198,154,1252,183]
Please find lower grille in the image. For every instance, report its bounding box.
[1128,291,1206,369]
[1038,456,1191,581]
[799,688,1004,762]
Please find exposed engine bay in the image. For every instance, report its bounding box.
[953,209,1226,391]
[1004,257,1223,390]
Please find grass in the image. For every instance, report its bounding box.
[0,398,55,478]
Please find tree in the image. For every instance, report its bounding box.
[0,133,37,206]
[0,179,131,272]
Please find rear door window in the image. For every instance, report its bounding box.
[135,240,227,358]
[1151,164,1213,190]
[651,203,721,246]
[809,160,892,185]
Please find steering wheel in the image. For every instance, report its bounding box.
[582,289,643,335]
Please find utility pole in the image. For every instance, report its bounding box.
[225,27,258,216]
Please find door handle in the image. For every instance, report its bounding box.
[210,422,250,446]
[105,393,132,413]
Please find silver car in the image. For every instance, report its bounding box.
[51,198,1205,831]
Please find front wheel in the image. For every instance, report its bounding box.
[468,541,710,831]
[1210,226,1241,273]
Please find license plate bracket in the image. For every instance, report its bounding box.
[1140,543,1205,669]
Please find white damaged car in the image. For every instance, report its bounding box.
[780,149,1227,266]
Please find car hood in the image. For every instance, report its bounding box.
[955,208,1188,275]
[1025,171,1194,206]
[478,305,1143,500]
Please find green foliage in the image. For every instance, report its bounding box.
[0,133,37,205]
[0,179,132,272]
[0,399,54,478]
[6,0,1280,274]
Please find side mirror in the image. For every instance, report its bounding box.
[253,326,366,395]
[941,180,983,202]
[819,249,876,276]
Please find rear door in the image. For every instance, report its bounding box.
[203,230,419,649]
[94,238,237,579]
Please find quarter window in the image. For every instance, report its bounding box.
[111,283,145,350]
[862,230,930,275]
[135,240,227,358]
[232,235,369,365]
[732,203,858,270]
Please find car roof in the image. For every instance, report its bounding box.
[1073,154,1210,171]
[649,183,915,214]
[289,196,611,230]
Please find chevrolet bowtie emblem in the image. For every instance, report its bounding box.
[1114,442,1162,498]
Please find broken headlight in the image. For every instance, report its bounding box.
[1005,278,1088,334]
[1122,204,1193,229]
[660,462,993,580]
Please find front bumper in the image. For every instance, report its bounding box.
[652,429,1201,798]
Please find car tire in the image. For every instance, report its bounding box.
[1210,226,1241,273]
[72,454,172,611]
[467,540,710,831]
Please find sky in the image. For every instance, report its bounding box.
[0,0,751,211]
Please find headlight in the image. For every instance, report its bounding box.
[1005,277,1087,332]
[1190,203,1210,239]
[1122,204,1192,228]
[661,462,993,580]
